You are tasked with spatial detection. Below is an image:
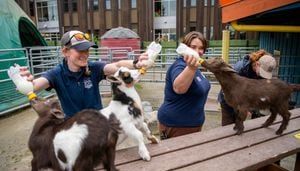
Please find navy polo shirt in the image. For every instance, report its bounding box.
[158,57,211,127]
[42,60,106,118]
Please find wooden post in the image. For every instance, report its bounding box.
[98,0,106,36]
[111,0,118,28]
[68,0,73,30]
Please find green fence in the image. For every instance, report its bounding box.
[0,48,55,115]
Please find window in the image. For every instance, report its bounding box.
[191,0,196,6]
[210,26,214,39]
[94,0,99,10]
[190,26,196,31]
[106,0,111,9]
[37,0,58,22]
[87,0,99,10]
[73,0,77,11]
[37,2,49,22]
[203,26,207,38]
[203,26,214,39]
[169,0,176,16]
[131,0,137,8]
[64,0,68,11]
[155,28,176,41]
[63,0,77,12]
[154,0,176,17]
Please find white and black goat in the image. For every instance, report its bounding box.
[101,67,159,161]
[29,98,120,171]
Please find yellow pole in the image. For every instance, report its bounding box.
[222,30,230,63]
[231,21,300,33]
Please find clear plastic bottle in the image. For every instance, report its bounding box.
[176,43,205,64]
[7,64,37,100]
[139,41,162,74]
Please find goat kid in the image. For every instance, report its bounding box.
[101,67,159,161]
[29,97,120,171]
[202,57,292,135]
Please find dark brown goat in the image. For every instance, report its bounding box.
[29,98,120,171]
[202,57,292,135]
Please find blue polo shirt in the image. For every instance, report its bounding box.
[158,57,211,127]
[42,60,106,118]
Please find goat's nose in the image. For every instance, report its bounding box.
[30,98,37,105]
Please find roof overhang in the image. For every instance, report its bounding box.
[220,0,299,23]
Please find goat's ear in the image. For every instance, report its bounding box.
[107,75,122,84]
[50,108,64,119]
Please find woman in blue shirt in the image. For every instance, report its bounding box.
[20,30,149,118]
[158,31,211,139]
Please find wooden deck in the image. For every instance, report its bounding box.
[96,108,300,171]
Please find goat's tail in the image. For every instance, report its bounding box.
[289,84,300,92]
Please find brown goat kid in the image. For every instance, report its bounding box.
[29,98,120,171]
[202,57,292,135]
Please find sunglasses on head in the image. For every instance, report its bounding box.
[65,33,90,46]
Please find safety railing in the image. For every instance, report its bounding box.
[0,48,45,115]
[2,46,299,115]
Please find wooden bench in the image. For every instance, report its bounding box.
[96,108,300,171]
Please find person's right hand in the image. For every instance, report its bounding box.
[183,55,200,70]
[19,66,34,82]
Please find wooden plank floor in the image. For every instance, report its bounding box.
[96,109,300,171]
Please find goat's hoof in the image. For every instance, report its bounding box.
[233,125,238,130]
[236,130,243,135]
[139,150,151,161]
[261,123,270,128]
[141,155,151,161]
[111,168,119,171]
[275,129,283,135]
[148,135,160,144]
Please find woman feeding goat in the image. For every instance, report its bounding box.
[16,30,150,118]
[158,31,211,139]
[218,49,277,126]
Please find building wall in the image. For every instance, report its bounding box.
[177,0,223,40]
[15,0,257,42]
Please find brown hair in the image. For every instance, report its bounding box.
[249,49,271,63]
[182,31,208,52]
